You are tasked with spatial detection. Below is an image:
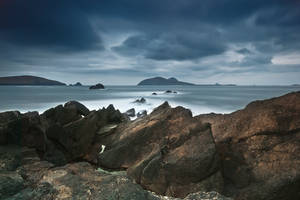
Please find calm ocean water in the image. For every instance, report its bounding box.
[0,85,299,115]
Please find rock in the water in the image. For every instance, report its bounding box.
[152,92,157,95]
[137,110,147,118]
[125,108,136,117]
[134,97,146,104]
[197,91,300,200]
[89,83,105,89]
[69,82,82,86]
[164,90,177,94]
[0,171,24,199]
[98,101,223,198]
[64,101,90,116]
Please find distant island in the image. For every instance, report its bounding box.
[0,75,66,86]
[138,77,195,85]
[69,82,82,86]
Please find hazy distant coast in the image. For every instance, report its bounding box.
[0,75,66,86]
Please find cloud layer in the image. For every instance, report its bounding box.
[0,0,300,85]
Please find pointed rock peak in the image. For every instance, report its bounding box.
[152,101,170,113]
[106,104,115,111]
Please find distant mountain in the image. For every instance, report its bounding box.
[138,77,195,85]
[0,75,66,86]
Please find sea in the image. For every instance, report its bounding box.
[0,85,299,116]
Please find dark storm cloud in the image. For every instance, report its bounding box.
[112,32,226,61]
[0,0,103,51]
[0,0,300,84]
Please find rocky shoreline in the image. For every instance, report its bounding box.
[1,91,300,200]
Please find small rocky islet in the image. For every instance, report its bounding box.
[1,91,300,200]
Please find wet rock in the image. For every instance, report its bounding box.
[137,110,147,118]
[134,97,146,104]
[197,91,300,200]
[64,101,90,116]
[152,92,158,95]
[89,83,104,89]
[165,90,177,94]
[125,108,136,117]
[0,171,24,199]
[98,101,223,198]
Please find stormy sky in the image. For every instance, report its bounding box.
[0,0,300,85]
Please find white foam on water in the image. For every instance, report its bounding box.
[0,90,232,116]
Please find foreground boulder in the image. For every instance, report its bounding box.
[64,101,90,116]
[0,103,127,166]
[44,104,127,163]
[0,111,46,151]
[0,145,230,200]
[98,102,223,198]
[197,91,300,200]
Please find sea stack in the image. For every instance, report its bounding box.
[89,83,105,89]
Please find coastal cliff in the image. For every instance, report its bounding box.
[1,92,300,199]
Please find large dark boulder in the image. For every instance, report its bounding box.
[89,83,104,89]
[0,111,21,145]
[98,102,223,198]
[42,104,82,126]
[0,112,47,151]
[44,104,127,163]
[125,108,136,117]
[64,101,90,116]
[197,91,300,200]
